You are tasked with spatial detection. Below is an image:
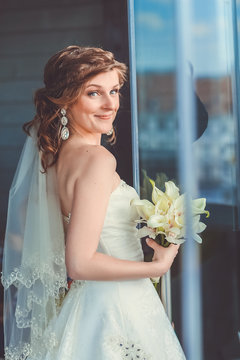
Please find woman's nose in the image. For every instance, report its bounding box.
[102,94,117,109]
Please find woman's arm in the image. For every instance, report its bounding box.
[65,146,179,281]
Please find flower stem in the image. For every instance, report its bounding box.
[155,234,170,247]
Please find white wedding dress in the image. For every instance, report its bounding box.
[39,180,186,360]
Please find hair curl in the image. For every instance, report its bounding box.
[23,45,127,172]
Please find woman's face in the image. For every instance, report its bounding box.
[69,69,120,137]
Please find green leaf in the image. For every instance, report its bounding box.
[140,169,153,202]
[155,172,169,191]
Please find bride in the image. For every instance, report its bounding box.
[2,45,186,359]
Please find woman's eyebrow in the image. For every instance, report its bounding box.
[85,83,120,89]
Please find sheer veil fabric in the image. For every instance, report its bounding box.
[1,129,68,359]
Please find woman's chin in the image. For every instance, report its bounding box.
[100,126,113,135]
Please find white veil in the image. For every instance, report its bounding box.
[1,128,67,359]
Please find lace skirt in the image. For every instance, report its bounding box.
[30,278,186,360]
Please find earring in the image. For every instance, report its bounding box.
[106,127,113,136]
[60,109,69,140]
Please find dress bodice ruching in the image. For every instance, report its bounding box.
[98,180,144,262]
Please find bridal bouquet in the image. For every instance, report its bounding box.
[131,178,209,248]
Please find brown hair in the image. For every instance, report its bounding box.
[24,45,127,172]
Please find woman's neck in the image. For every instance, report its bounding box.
[69,131,102,146]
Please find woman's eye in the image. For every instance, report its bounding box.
[110,89,119,95]
[88,91,99,97]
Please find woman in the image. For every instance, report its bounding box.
[2,46,185,359]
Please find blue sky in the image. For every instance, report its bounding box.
[135,0,240,77]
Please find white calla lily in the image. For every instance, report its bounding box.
[165,181,180,201]
[191,216,207,243]
[173,194,185,210]
[192,198,210,217]
[172,196,185,227]
[196,221,207,233]
[131,199,155,220]
[155,196,169,215]
[175,212,184,227]
[192,215,204,231]
[166,236,185,245]
[136,226,156,239]
[193,233,203,243]
[131,177,208,247]
[165,227,181,243]
[147,214,167,229]
[149,178,165,205]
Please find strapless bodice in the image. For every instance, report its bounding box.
[98,180,144,262]
[63,180,144,262]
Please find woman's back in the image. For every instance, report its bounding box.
[56,139,120,225]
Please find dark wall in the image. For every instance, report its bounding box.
[0,1,131,356]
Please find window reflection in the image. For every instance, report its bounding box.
[134,0,240,358]
[135,0,178,182]
[192,0,236,206]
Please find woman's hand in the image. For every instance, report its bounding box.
[146,238,180,276]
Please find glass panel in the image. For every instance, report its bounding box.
[134,0,178,183]
[133,0,181,331]
[133,0,240,358]
[189,0,240,358]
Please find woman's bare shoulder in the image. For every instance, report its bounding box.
[57,143,117,205]
[76,144,116,168]
[64,144,116,184]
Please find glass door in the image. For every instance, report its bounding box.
[189,0,240,358]
[128,0,240,358]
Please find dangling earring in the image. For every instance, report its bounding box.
[60,108,69,140]
[106,127,113,136]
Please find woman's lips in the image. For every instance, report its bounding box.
[95,114,113,120]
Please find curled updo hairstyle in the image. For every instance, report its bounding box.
[24,45,127,172]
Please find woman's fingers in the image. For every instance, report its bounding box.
[146,238,166,253]
[169,243,180,251]
[146,238,180,275]
[146,238,158,250]
[146,238,180,252]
